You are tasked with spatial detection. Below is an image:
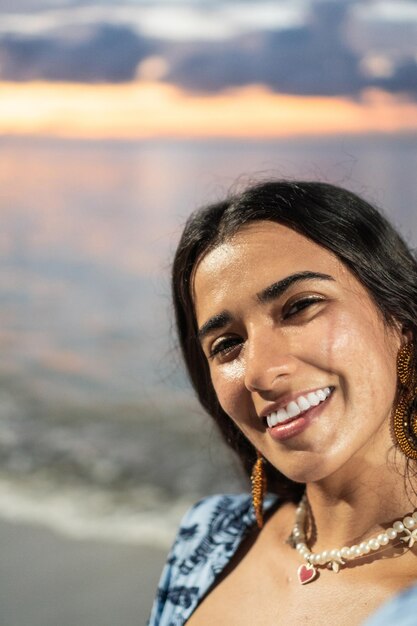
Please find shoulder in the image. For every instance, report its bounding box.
[169,492,280,568]
[147,493,278,626]
[171,492,279,560]
[166,493,255,575]
[364,583,417,626]
[176,493,254,540]
[178,491,279,529]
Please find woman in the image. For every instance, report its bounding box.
[148,181,417,625]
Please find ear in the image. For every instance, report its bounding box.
[402,327,414,344]
[397,326,414,352]
[391,321,412,350]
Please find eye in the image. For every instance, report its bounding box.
[283,296,324,319]
[208,336,242,361]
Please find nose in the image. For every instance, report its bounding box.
[244,325,295,395]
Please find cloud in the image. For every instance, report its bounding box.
[163,4,363,96]
[356,1,417,23]
[373,57,417,95]
[0,2,307,42]
[0,24,153,82]
[0,1,414,99]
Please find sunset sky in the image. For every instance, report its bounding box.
[1,81,417,139]
[0,0,416,139]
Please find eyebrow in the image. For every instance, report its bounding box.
[197,271,334,342]
[257,271,334,304]
[198,312,233,342]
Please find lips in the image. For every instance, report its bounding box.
[264,387,333,429]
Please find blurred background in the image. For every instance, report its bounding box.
[0,0,416,624]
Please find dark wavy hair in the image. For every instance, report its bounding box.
[172,181,417,503]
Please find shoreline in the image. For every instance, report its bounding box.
[0,474,191,550]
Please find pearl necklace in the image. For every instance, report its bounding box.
[290,494,417,585]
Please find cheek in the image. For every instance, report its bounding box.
[211,362,264,444]
[327,310,398,411]
[211,361,248,420]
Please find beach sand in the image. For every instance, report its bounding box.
[0,518,167,626]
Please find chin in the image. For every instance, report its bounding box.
[269,453,339,485]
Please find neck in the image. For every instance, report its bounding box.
[303,455,416,552]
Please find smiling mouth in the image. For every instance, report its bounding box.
[265,386,334,429]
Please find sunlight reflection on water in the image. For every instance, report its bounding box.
[0,135,416,402]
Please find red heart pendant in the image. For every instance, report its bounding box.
[297,563,317,585]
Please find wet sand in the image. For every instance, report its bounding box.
[0,518,167,626]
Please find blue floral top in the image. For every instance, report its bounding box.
[147,494,417,626]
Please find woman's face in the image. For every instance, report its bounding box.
[193,221,404,484]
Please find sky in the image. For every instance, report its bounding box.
[0,0,416,139]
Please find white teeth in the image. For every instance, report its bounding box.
[276,408,288,421]
[265,387,333,428]
[297,396,310,412]
[267,408,287,427]
[306,392,320,406]
[267,412,278,427]
[286,401,301,418]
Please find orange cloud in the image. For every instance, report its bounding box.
[0,80,416,139]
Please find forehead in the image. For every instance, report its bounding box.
[193,221,348,318]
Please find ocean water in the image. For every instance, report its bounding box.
[0,133,416,546]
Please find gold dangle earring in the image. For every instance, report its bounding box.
[251,449,267,529]
[393,343,417,460]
